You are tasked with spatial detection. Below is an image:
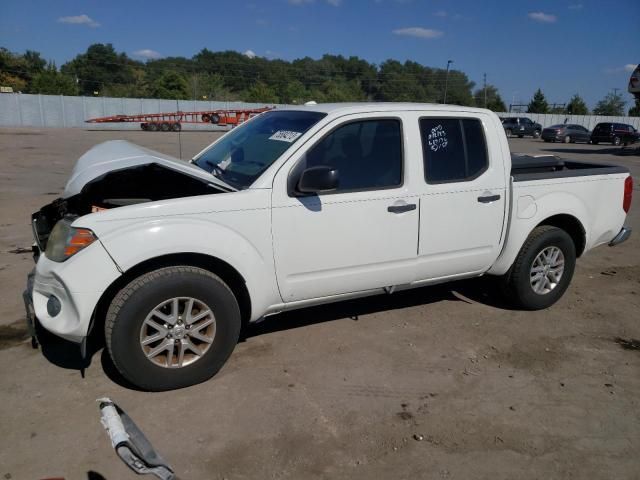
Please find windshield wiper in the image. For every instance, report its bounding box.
[202,160,238,191]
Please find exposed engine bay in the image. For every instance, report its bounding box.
[32,163,225,250]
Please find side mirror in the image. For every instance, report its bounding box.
[296,166,339,195]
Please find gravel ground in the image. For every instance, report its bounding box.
[0,128,638,480]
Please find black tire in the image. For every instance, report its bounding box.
[105,266,241,391]
[500,226,576,310]
[543,139,551,142]
[518,134,524,138]
[564,135,571,143]
[210,114,221,124]
[201,114,211,123]
[141,123,148,131]
[147,123,158,132]
[171,122,181,132]
[533,130,541,139]
[505,129,512,138]
[613,136,621,146]
[160,122,170,132]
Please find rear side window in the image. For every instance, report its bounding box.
[420,118,488,184]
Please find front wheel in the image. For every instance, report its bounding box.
[564,135,571,143]
[613,136,621,146]
[500,226,576,310]
[105,266,241,391]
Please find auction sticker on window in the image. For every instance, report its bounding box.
[269,130,302,142]
[428,124,448,152]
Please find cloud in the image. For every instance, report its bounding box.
[527,12,557,23]
[604,64,638,74]
[568,4,583,9]
[392,27,443,39]
[57,14,100,27]
[288,0,342,5]
[133,49,161,60]
[243,49,257,59]
[434,10,447,17]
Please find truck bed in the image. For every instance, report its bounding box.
[511,153,629,181]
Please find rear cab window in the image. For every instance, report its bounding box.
[419,118,489,184]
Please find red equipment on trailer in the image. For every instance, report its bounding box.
[85,107,274,131]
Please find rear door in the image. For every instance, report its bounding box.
[414,113,508,281]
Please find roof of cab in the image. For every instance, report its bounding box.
[277,102,493,116]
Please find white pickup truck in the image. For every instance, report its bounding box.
[25,103,633,390]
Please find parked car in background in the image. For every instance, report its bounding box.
[590,123,640,146]
[629,64,640,99]
[541,124,591,143]
[502,117,542,138]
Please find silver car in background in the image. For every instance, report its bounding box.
[541,124,591,143]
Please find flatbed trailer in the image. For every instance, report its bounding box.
[86,107,273,131]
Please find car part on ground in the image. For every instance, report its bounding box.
[98,398,177,479]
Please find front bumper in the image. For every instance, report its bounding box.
[609,226,632,247]
[24,241,121,343]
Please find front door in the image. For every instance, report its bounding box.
[271,116,419,302]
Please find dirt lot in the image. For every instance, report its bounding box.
[0,128,639,480]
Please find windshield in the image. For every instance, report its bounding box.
[194,110,326,189]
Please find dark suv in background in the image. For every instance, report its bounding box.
[590,123,639,146]
[501,117,542,138]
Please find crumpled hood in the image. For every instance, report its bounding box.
[63,140,228,198]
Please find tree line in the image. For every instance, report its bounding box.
[1,44,637,116]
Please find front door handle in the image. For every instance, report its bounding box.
[477,194,501,203]
[388,203,417,213]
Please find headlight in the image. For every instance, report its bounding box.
[45,218,97,262]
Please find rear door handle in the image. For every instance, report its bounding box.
[477,194,501,203]
[387,203,417,213]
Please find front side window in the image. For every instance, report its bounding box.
[194,110,326,189]
[303,119,403,192]
[420,118,488,184]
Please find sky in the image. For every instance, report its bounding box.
[1,0,638,109]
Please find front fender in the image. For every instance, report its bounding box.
[98,217,280,321]
[489,190,589,275]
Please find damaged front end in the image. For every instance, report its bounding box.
[31,140,231,252]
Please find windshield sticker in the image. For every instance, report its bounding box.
[428,124,448,152]
[269,130,302,143]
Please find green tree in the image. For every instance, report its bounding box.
[593,91,626,116]
[30,64,78,95]
[566,94,589,115]
[61,43,140,95]
[629,99,640,117]
[148,71,189,99]
[473,85,507,112]
[243,81,279,103]
[281,80,309,104]
[527,89,549,113]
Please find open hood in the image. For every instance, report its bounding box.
[63,140,234,198]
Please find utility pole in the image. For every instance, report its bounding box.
[483,73,487,108]
[612,87,620,97]
[443,59,453,104]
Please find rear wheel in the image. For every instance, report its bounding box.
[533,130,541,138]
[500,226,576,310]
[564,135,571,143]
[160,122,170,132]
[147,123,158,132]
[613,136,621,146]
[171,122,181,132]
[105,266,241,391]
[210,114,221,124]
